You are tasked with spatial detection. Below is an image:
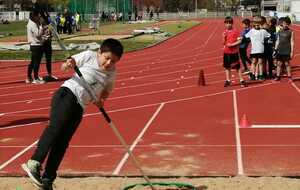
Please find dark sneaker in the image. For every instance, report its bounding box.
[258,75,265,81]
[224,80,231,87]
[21,160,43,187]
[249,73,256,80]
[240,80,247,87]
[41,178,54,190]
[32,78,45,84]
[43,75,59,82]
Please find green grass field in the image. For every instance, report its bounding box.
[0,20,200,60]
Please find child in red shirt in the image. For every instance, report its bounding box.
[223,16,246,87]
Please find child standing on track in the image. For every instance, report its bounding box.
[222,16,246,87]
[245,16,270,81]
[239,18,251,74]
[264,17,277,79]
[21,38,124,190]
[274,16,294,81]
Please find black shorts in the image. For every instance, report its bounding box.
[223,53,240,70]
[276,54,291,62]
[250,53,265,59]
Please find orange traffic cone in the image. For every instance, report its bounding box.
[240,114,251,128]
[198,69,206,86]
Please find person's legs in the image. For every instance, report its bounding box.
[268,57,274,78]
[249,57,257,80]
[275,60,283,81]
[22,87,80,186]
[41,90,83,189]
[27,51,34,83]
[44,41,52,76]
[257,58,264,80]
[239,48,249,71]
[31,46,44,83]
[285,60,292,79]
[42,105,82,181]
[223,54,231,87]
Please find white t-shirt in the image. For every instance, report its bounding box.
[245,28,270,54]
[62,50,116,109]
[27,19,43,46]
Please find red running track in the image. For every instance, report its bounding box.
[1,18,300,177]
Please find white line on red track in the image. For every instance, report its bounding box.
[252,125,300,128]
[0,81,277,130]
[3,144,300,148]
[112,103,165,175]
[0,140,38,171]
[291,82,300,94]
[233,90,244,175]
[0,69,225,105]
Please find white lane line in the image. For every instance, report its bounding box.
[4,144,300,148]
[0,140,38,171]
[0,63,222,99]
[252,125,300,128]
[112,103,165,175]
[0,121,48,130]
[0,81,278,130]
[233,90,244,175]
[291,82,300,94]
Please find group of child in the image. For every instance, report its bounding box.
[223,15,294,87]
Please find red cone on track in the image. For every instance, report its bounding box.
[240,114,251,128]
[198,69,206,86]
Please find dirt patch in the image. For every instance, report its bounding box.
[3,176,300,190]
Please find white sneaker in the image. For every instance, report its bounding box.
[49,75,58,80]
[25,78,32,84]
[21,160,43,187]
[32,79,45,84]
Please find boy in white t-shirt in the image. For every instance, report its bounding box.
[245,16,270,80]
[21,38,124,190]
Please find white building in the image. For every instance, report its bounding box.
[261,0,291,12]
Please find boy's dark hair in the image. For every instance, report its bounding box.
[260,16,267,25]
[224,16,233,24]
[270,17,277,26]
[242,18,250,26]
[29,10,40,20]
[278,17,285,24]
[252,16,262,25]
[100,38,124,58]
[284,16,291,25]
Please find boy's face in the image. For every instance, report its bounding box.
[225,22,233,30]
[282,21,290,29]
[98,51,120,71]
[253,23,260,30]
[242,23,248,29]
